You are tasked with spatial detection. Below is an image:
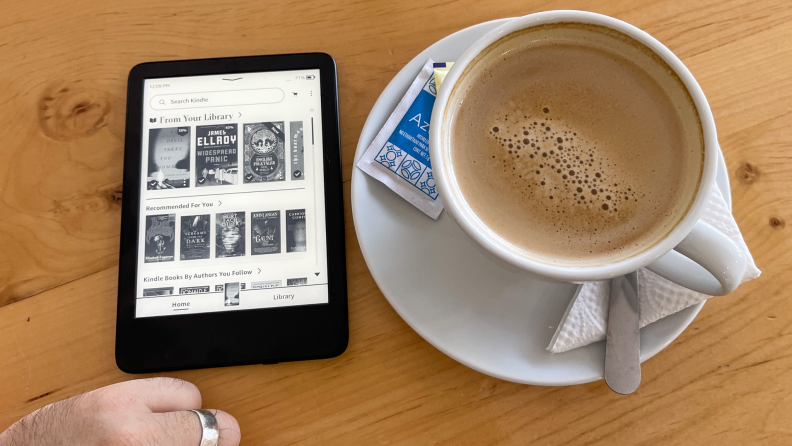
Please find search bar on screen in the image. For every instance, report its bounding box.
[150,88,284,110]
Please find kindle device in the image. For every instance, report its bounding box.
[116,53,348,373]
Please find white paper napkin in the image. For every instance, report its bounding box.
[547,186,761,353]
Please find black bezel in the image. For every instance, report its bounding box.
[116,53,347,373]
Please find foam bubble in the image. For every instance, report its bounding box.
[484,111,644,224]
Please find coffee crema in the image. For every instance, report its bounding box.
[445,23,703,265]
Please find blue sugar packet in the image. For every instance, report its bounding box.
[357,59,443,219]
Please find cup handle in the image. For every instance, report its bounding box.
[645,220,747,296]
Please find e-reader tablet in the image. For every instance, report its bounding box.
[116,53,347,373]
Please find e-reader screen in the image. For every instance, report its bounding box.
[135,70,327,318]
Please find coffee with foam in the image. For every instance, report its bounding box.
[445,23,703,265]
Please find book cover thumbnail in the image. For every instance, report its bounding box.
[144,214,176,262]
[196,124,238,186]
[251,210,281,255]
[142,287,174,297]
[243,122,285,183]
[179,286,210,294]
[147,127,190,189]
[290,121,305,180]
[224,282,240,306]
[216,212,245,258]
[252,280,282,289]
[285,209,307,253]
[180,215,211,260]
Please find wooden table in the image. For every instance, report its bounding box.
[1,0,790,444]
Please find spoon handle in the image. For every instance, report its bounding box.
[605,271,641,394]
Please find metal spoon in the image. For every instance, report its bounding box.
[604,271,641,394]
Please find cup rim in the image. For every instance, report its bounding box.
[429,10,719,282]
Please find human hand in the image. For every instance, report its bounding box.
[0,377,241,446]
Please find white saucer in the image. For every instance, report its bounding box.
[351,19,731,385]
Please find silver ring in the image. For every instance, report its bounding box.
[190,409,219,446]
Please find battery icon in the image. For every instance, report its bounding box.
[306,75,315,80]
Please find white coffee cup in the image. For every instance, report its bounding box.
[429,10,746,296]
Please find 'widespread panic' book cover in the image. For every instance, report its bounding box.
[243,122,285,183]
[147,127,190,189]
[216,212,245,258]
[144,214,176,262]
[196,124,238,186]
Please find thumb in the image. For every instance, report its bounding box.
[145,409,241,446]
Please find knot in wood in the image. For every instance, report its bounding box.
[737,162,759,185]
[38,81,111,142]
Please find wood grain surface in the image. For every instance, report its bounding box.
[1,0,790,444]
